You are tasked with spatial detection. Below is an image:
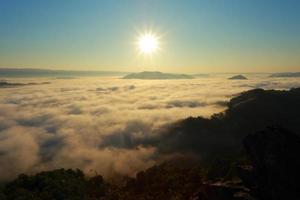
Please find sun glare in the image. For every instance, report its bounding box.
[137,33,159,55]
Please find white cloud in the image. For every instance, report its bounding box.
[0,75,299,181]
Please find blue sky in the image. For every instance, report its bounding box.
[0,0,300,72]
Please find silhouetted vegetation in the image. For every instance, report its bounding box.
[156,88,300,157]
[1,169,109,200]
[1,127,300,200]
[2,88,300,199]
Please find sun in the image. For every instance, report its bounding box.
[137,32,159,55]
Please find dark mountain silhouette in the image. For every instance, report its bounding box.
[123,71,194,79]
[98,87,300,158]
[0,68,128,77]
[3,127,299,200]
[0,81,50,88]
[240,126,300,200]
[228,75,247,80]
[156,88,300,156]
[1,88,300,200]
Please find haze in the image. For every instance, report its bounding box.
[1,1,300,199]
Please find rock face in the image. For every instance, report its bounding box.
[123,71,194,79]
[242,126,300,200]
[228,75,247,80]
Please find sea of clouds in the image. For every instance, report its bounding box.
[0,74,299,181]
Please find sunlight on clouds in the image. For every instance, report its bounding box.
[0,75,299,180]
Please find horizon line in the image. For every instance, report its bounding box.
[1,67,299,75]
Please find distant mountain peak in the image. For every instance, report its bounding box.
[123,71,194,80]
[228,74,247,80]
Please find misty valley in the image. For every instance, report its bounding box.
[1,1,300,199]
[0,74,300,199]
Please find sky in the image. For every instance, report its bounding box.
[0,0,300,73]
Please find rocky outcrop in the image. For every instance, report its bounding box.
[241,126,300,200]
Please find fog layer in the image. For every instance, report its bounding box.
[0,75,299,181]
